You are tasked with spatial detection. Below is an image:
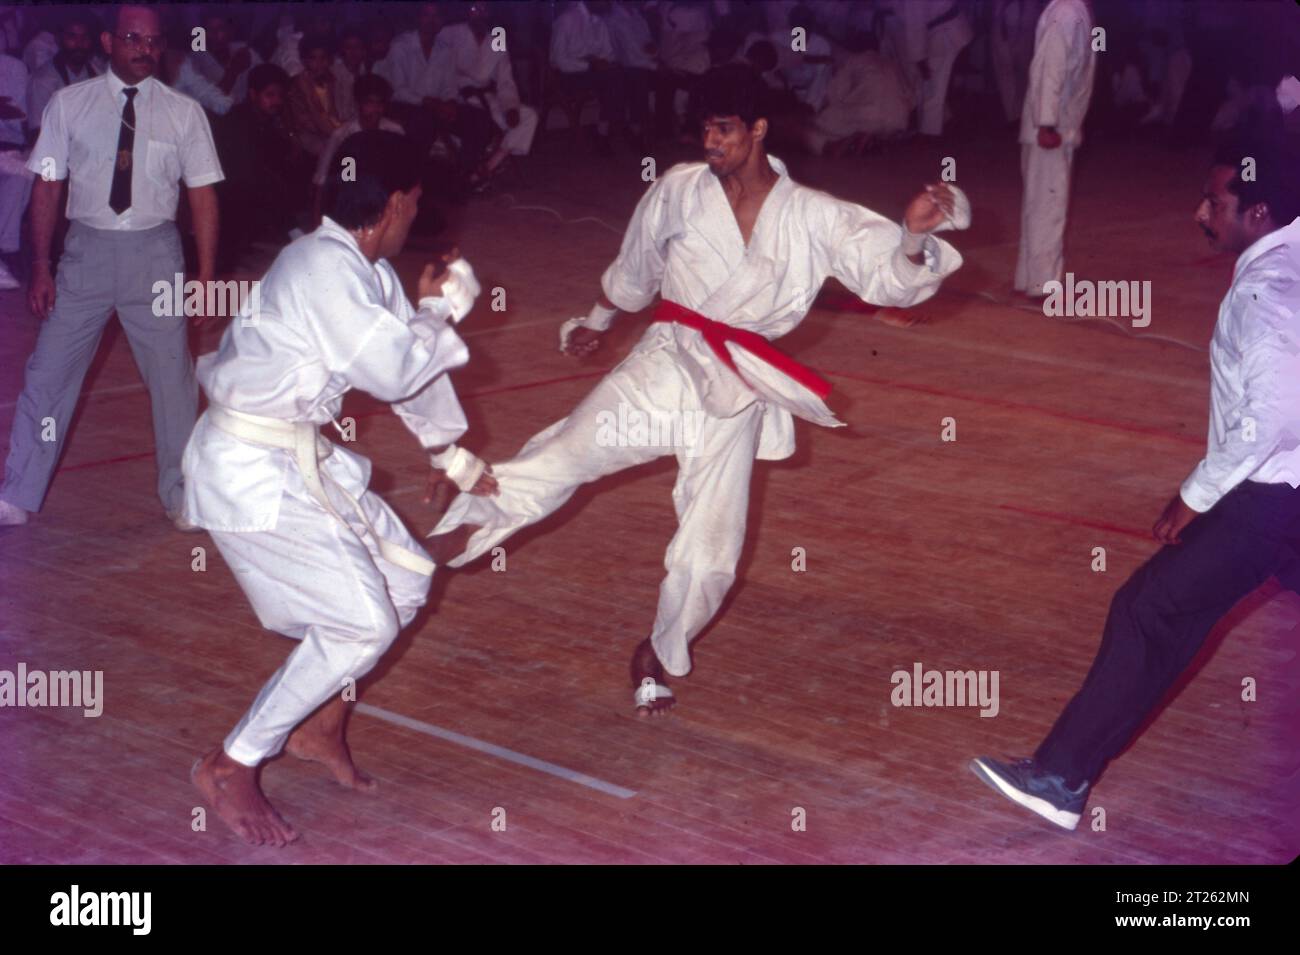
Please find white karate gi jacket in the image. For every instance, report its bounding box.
[184,217,472,531]
[597,157,962,460]
[1020,0,1095,147]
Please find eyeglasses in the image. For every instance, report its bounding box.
[115,33,166,50]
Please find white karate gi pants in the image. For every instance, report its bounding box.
[1015,142,1075,296]
[916,21,971,136]
[435,348,764,677]
[212,474,431,765]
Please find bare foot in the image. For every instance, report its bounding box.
[427,522,480,565]
[191,748,300,847]
[630,637,675,719]
[286,698,377,792]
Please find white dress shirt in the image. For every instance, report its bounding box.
[606,4,657,71]
[384,29,455,105]
[173,44,261,116]
[440,23,523,110]
[658,2,712,75]
[550,2,614,74]
[312,117,405,186]
[1020,0,1096,147]
[26,70,224,230]
[1181,217,1300,512]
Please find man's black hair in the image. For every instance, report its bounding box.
[1213,122,1300,225]
[322,130,422,229]
[247,62,289,93]
[692,65,770,128]
[298,31,336,62]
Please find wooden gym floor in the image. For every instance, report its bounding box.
[1,131,1296,864]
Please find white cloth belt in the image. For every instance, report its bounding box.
[206,404,435,576]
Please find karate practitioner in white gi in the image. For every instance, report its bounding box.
[187,131,496,846]
[443,2,539,189]
[430,69,964,717]
[1014,0,1095,298]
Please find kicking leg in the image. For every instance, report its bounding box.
[634,403,764,713]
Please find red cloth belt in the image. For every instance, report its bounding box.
[651,300,831,399]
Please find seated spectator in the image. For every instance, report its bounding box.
[447,2,538,190]
[550,0,620,154]
[214,63,313,270]
[26,11,100,140]
[313,73,405,219]
[174,9,260,118]
[286,33,344,157]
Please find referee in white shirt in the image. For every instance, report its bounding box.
[0,5,223,530]
[972,127,1300,830]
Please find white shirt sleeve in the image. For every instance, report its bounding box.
[25,90,67,179]
[175,57,235,116]
[309,254,470,404]
[177,100,224,187]
[1181,264,1300,512]
[1027,14,1070,128]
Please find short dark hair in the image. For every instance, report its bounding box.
[693,65,770,128]
[322,130,422,229]
[247,62,290,93]
[1213,125,1300,225]
[60,10,100,34]
[299,31,335,61]
[353,73,393,103]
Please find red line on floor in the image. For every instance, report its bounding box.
[997,503,1153,541]
[823,368,1204,446]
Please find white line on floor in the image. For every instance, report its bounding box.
[354,701,638,800]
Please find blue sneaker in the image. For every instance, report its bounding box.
[970,756,1089,830]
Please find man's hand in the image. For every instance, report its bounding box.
[423,463,499,511]
[1037,125,1062,149]
[186,274,220,327]
[418,247,461,300]
[1153,493,1198,545]
[902,182,956,235]
[0,95,23,121]
[28,264,55,319]
[563,325,603,357]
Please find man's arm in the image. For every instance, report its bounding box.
[1176,273,1300,527]
[26,176,62,319]
[823,184,964,308]
[186,184,219,322]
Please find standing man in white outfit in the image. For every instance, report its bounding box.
[1014,0,1095,298]
[442,1,538,187]
[895,0,974,138]
[430,70,963,717]
[187,130,496,847]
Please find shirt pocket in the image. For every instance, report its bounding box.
[145,139,180,183]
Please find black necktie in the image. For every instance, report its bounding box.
[109,87,137,215]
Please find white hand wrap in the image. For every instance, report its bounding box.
[418,258,481,325]
[1278,75,1300,114]
[931,184,972,232]
[430,444,487,492]
[558,301,618,351]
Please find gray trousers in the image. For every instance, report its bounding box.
[1,221,196,514]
